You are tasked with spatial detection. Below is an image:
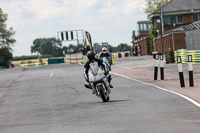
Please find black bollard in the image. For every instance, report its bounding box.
[188,55,194,87]
[177,56,185,88]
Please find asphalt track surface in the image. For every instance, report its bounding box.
[0,62,200,133]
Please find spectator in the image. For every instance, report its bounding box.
[138,44,141,56]
[67,49,70,54]
[81,46,86,55]
[134,44,138,56]
[86,45,91,52]
[70,48,74,53]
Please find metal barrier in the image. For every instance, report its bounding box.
[82,52,130,65]
[174,49,200,64]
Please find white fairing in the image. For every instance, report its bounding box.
[88,62,105,82]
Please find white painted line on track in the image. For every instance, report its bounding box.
[50,72,53,78]
[111,72,200,108]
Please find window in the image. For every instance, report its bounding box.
[193,13,200,22]
[177,15,183,24]
[139,23,148,31]
[143,24,147,31]
[163,15,176,25]
[148,24,152,30]
[140,24,143,31]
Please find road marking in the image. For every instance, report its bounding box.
[50,72,53,78]
[124,67,140,71]
[115,63,154,71]
[111,72,200,108]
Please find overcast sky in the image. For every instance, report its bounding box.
[1,0,147,56]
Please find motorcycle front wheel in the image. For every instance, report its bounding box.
[97,85,107,102]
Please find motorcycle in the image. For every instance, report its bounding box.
[86,61,111,102]
[102,57,111,71]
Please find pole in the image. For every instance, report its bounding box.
[188,55,194,87]
[160,3,164,35]
[160,54,164,80]
[177,56,185,87]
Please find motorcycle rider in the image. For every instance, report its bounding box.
[98,47,112,70]
[98,47,111,63]
[84,51,113,93]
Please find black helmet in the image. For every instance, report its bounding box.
[87,51,95,61]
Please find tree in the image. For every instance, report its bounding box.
[31,39,40,55]
[0,8,16,50]
[31,38,63,57]
[150,25,157,53]
[109,45,117,53]
[0,47,13,68]
[0,7,16,68]
[38,55,43,65]
[143,0,170,15]
[116,43,131,52]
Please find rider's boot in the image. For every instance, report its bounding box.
[85,82,96,94]
[109,84,113,88]
[108,75,113,88]
[84,82,91,89]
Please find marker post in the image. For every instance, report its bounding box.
[177,56,185,88]
[188,55,194,87]
[154,54,159,81]
[160,54,164,80]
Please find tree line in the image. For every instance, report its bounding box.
[31,38,131,55]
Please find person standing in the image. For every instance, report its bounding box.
[134,44,138,56]
[138,44,141,56]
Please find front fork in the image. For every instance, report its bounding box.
[103,77,109,89]
[103,77,111,94]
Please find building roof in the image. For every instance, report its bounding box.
[150,0,200,18]
[164,20,200,34]
[162,0,200,13]
[137,20,152,24]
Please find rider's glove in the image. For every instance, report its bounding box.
[105,70,109,75]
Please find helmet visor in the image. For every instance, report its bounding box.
[103,50,107,53]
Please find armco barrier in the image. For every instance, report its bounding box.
[174,49,200,64]
[48,58,64,64]
[121,53,125,58]
[82,52,130,65]
[118,53,122,58]
[112,53,118,59]
[125,52,129,57]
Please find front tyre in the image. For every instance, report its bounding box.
[97,85,107,102]
[107,96,110,101]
